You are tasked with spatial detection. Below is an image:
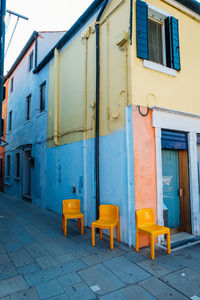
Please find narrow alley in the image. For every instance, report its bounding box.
[0,192,200,299]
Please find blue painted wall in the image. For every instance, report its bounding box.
[4,32,65,207]
[46,106,135,245]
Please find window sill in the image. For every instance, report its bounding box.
[143,60,177,77]
[24,120,31,125]
[36,111,46,118]
[14,177,20,181]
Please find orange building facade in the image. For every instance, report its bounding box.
[0,80,9,191]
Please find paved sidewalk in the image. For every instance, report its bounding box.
[0,192,200,300]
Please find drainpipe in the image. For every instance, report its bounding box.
[0,0,6,140]
[54,48,60,146]
[95,0,109,219]
[34,35,38,68]
[129,0,133,45]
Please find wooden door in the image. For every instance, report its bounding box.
[179,150,191,233]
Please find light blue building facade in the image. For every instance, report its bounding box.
[4,31,65,207]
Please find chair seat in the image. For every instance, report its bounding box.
[92,219,117,229]
[63,212,83,219]
[138,224,169,236]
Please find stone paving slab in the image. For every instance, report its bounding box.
[189,260,200,274]
[24,242,49,258]
[8,249,34,268]
[99,284,157,300]
[46,294,69,300]
[137,259,172,277]
[36,279,64,300]
[25,260,87,286]
[161,267,200,298]
[78,263,125,296]
[0,242,6,254]
[3,241,23,253]
[139,276,188,300]
[81,248,125,266]
[0,275,28,298]
[57,272,82,288]
[55,253,75,264]
[17,263,40,276]
[0,192,200,300]
[10,287,40,300]
[0,254,10,265]
[64,282,96,300]
[123,250,147,263]
[148,252,184,272]
[103,256,151,284]
[0,263,18,280]
[35,255,60,269]
[42,242,68,257]
[0,231,16,243]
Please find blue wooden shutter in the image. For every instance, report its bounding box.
[161,130,187,150]
[171,17,181,71]
[165,17,180,71]
[136,0,149,60]
[165,17,172,69]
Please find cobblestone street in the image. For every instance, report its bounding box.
[0,192,200,300]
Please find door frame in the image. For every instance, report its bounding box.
[153,107,200,244]
[22,147,32,201]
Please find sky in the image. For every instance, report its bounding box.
[4,0,200,73]
[4,0,94,73]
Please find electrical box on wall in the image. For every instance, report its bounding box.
[116,31,128,47]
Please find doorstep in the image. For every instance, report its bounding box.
[158,232,200,252]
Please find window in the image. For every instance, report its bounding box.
[148,19,163,65]
[1,119,4,137]
[3,86,6,100]
[6,155,10,177]
[10,77,14,92]
[136,0,180,71]
[16,153,20,178]
[29,51,34,72]
[0,157,2,179]
[8,111,12,131]
[26,94,31,121]
[39,81,46,112]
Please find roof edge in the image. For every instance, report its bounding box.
[4,31,38,82]
[175,0,200,15]
[33,0,104,74]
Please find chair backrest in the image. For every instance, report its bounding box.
[136,208,154,227]
[99,205,119,221]
[62,199,80,213]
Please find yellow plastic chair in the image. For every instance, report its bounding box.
[135,208,171,260]
[62,199,84,236]
[91,204,120,250]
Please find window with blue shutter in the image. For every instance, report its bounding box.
[136,0,181,71]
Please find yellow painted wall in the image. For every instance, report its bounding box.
[47,0,200,148]
[47,0,131,147]
[130,0,200,113]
